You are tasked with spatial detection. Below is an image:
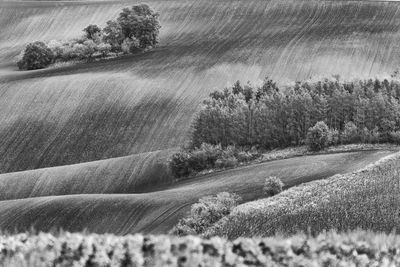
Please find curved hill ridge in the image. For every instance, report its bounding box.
[0,150,394,234]
[0,149,174,201]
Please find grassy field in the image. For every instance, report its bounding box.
[0,150,393,234]
[2,230,400,266]
[207,151,400,239]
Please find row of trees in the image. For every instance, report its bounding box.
[17,4,161,70]
[191,78,400,149]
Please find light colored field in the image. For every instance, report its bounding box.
[208,151,400,239]
[0,150,393,234]
[1,0,400,171]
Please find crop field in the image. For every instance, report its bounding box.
[0,0,400,237]
[0,150,393,234]
[1,0,400,171]
[208,152,400,239]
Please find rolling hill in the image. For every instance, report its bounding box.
[0,0,400,234]
[0,150,394,234]
[1,0,400,171]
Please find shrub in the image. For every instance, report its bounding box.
[306,121,330,151]
[169,151,192,178]
[171,192,241,236]
[17,41,54,70]
[214,156,238,169]
[263,176,284,197]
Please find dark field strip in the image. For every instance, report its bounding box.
[0,150,393,234]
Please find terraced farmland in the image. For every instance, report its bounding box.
[0,0,400,234]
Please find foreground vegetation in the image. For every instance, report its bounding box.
[17,4,161,70]
[2,230,400,266]
[206,152,400,239]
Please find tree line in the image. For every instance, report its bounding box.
[17,4,161,70]
[191,78,400,149]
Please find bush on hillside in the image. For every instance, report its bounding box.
[263,176,284,197]
[171,192,241,236]
[17,41,54,70]
[306,121,330,151]
[169,144,261,178]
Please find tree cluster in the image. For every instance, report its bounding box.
[169,143,261,178]
[191,78,400,149]
[17,4,161,70]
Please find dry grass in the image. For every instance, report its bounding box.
[2,230,400,266]
[207,152,400,239]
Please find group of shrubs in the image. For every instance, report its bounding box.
[172,176,284,236]
[306,119,400,151]
[169,143,261,178]
[17,4,161,70]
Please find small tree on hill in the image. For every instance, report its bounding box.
[306,121,330,151]
[117,4,161,49]
[17,41,54,70]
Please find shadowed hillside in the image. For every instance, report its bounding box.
[1,0,400,171]
[0,149,173,200]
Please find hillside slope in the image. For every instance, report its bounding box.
[0,150,393,234]
[0,149,174,201]
[0,0,400,172]
[208,152,400,239]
